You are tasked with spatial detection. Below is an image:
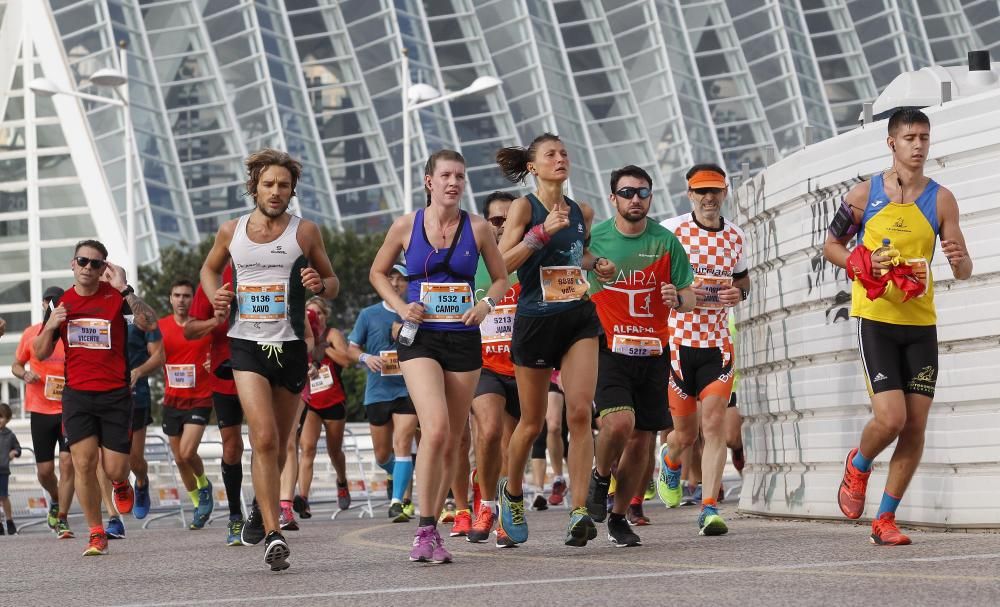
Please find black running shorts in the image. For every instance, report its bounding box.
[365,397,416,427]
[213,392,244,429]
[474,368,520,419]
[397,328,482,373]
[161,406,213,437]
[30,412,68,463]
[131,407,153,432]
[511,300,603,369]
[230,338,308,394]
[62,386,133,454]
[858,318,938,397]
[595,349,672,432]
[306,402,346,421]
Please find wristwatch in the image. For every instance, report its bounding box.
[482,296,497,312]
[120,285,134,298]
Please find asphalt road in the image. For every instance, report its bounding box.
[3,499,999,607]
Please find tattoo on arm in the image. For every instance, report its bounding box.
[126,293,158,330]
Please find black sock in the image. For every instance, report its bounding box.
[594,468,611,481]
[505,488,523,501]
[337,479,347,487]
[609,512,626,522]
[418,516,436,528]
[221,461,243,517]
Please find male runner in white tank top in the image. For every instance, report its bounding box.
[200,149,339,571]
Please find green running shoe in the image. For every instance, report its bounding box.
[47,503,59,530]
[565,506,598,547]
[644,478,656,501]
[698,506,728,536]
[402,499,415,519]
[657,443,683,508]
[227,517,244,546]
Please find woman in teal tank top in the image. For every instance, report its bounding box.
[492,132,616,546]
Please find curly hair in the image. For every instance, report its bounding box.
[244,148,303,200]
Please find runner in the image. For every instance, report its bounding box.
[297,297,351,515]
[126,311,164,521]
[201,148,339,571]
[658,163,749,537]
[185,264,247,545]
[494,133,616,546]
[584,165,694,546]
[824,108,972,545]
[33,239,158,556]
[348,264,417,522]
[370,149,507,563]
[12,286,75,538]
[158,279,215,531]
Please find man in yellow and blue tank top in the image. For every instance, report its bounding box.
[824,108,973,546]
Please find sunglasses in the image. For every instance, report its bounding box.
[74,256,107,270]
[615,187,651,200]
[488,216,507,227]
[690,187,724,196]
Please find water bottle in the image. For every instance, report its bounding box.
[873,238,892,276]
[398,302,424,346]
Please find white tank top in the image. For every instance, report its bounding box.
[227,213,307,343]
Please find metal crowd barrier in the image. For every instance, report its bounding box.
[140,434,186,529]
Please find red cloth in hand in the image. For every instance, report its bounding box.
[846,245,925,302]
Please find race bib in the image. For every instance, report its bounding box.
[237,283,287,322]
[541,266,589,303]
[907,258,929,297]
[310,365,335,393]
[67,319,111,349]
[419,283,474,323]
[165,364,196,389]
[696,275,733,309]
[480,304,516,343]
[380,350,401,376]
[44,375,65,401]
[611,335,663,357]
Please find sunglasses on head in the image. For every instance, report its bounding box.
[75,256,106,270]
[690,187,724,196]
[487,216,507,227]
[615,186,651,200]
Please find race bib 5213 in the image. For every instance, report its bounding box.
[237,283,287,322]
[480,304,516,343]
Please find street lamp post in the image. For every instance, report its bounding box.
[400,48,502,214]
[29,41,136,283]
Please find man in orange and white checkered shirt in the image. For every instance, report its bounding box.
[657,163,750,537]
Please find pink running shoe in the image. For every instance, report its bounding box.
[431,527,452,563]
[410,525,436,562]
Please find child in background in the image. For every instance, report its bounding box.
[0,402,23,535]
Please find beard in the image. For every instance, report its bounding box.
[619,207,647,223]
[256,198,289,218]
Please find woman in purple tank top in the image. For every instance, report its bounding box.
[370,150,508,563]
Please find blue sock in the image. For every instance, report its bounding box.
[876,491,901,517]
[378,455,395,476]
[851,448,873,473]
[392,458,414,502]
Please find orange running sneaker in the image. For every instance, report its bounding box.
[112,480,134,515]
[870,512,911,545]
[467,505,495,543]
[450,509,472,537]
[83,530,109,556]
[838,448,871,519]
[494,526,516,548]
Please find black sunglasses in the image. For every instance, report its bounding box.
[488,216,507,227]
[75,256,107,270]
[690,187,724,196]
[615,186,651,200]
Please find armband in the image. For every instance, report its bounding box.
[522,224,551,251]
[740,288,750,301]
[828,198,859,239]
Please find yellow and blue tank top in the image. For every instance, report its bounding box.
[851,173,939,326]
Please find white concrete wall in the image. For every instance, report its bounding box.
[732,87,1000,527]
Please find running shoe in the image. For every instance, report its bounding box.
[56,518,74,539]
[450,509,472,537]
[299,496,312,519]
[607,515,641,547]
[698,505,728,536]
[686,483,703,506]
[548,477,567,506]
[531,494,549,511]
[292,495,307,516]
[5,520,16,535]
[279,503,299,531]
[389,501,410,523]
[467,505,495,543]
[241,501,266,545]
[644,478,656,501]
[627,500,651,526]
[471,468,481,515]
[227,516,244,546]
[190,482,214,530]
[870,512,911,546]
[410,525,436,562]
[439,498,456,524]
[47,503,59,530]
[497,477,528,544]
[263,531,290,571]
[133,480,151,520]
[586,468,611,523]
[732,447,746,475]
[838,448,871,520]
[337,485,351,511]
[105,516,125,539]
[494,527,516,548]
[565,506,598,547]
[83,531,109,556]
[402,499,415,519]
[112,480,135,515]
[431,527,452,564]
[656,443,683,508]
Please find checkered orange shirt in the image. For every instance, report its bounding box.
[660,213,747,348]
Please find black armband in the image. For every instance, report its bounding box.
[828,198,859,239]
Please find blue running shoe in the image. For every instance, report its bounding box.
[656,443,683,508]
[565,507,598,547]
[497,477,527,544]
[105,516,125,539]
[227,516,244,546]
[698,505,728,536]
[190,481,214,530]
[133,480,151,520]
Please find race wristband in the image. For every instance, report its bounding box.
[522,224,551,251]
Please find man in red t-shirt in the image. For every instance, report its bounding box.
[12,286,75,538]
[185,265,248,545]
[33,239,160,556]
[158,279,215,530]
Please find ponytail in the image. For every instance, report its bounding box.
[495,132,562,184]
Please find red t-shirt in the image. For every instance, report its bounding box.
[190,266,237,396]
[15,323,67,414]
[158,315,213,409]
[304,328,346,409]
[57,282,130,392]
